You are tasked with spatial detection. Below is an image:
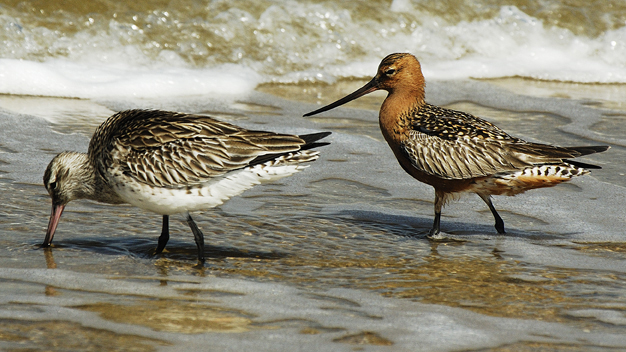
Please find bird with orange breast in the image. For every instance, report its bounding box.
[304,53,608,238]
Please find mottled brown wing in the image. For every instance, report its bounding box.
[402,103,602,180]
[401,105,525,179]
[401,131,532,179]
[400,104,601,180]
[409,104,514,141]
[92,110,307,188]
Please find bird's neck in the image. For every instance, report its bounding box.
[67,152,121,204]
[379,89,424,144]
[59,152,96,200]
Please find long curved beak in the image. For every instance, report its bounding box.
[43,203,65,247]
[303,78,379,117]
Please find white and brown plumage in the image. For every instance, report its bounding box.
[304,53,608,237]
[43,109,330,263]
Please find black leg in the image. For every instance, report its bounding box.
[185,213,206,263]
[478,194,506,234]
[427,191,445,238]
[156,215,170,254]
[427,210,441,238]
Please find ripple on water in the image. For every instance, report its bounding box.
[4,177,626,327]
[0,319,168,351]
[77,300,254,333]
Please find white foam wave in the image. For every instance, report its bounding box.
[291,6,626,83]
[0,58,261,99]
[421,7,626,82]
[0,5,624,99]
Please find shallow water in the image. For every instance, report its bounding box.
[1,0,626,350]
[1,78,626,351]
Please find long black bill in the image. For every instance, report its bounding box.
[303,78,379,117]
[43,203,65,247]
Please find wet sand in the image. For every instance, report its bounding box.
[0,79,625,351]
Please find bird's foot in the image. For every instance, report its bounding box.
[193,257,206,269]
[426,229,446,240]
[425,230,467,243]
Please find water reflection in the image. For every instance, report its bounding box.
[43,248,56,269]
[78,300,254,333]
[0,320,167,352]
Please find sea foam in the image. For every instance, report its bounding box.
[0,4,624,99]
[0,58,261,98]
[312,6,626,83]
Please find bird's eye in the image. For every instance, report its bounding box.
[385,68,396,76]
[49,181,57,190]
